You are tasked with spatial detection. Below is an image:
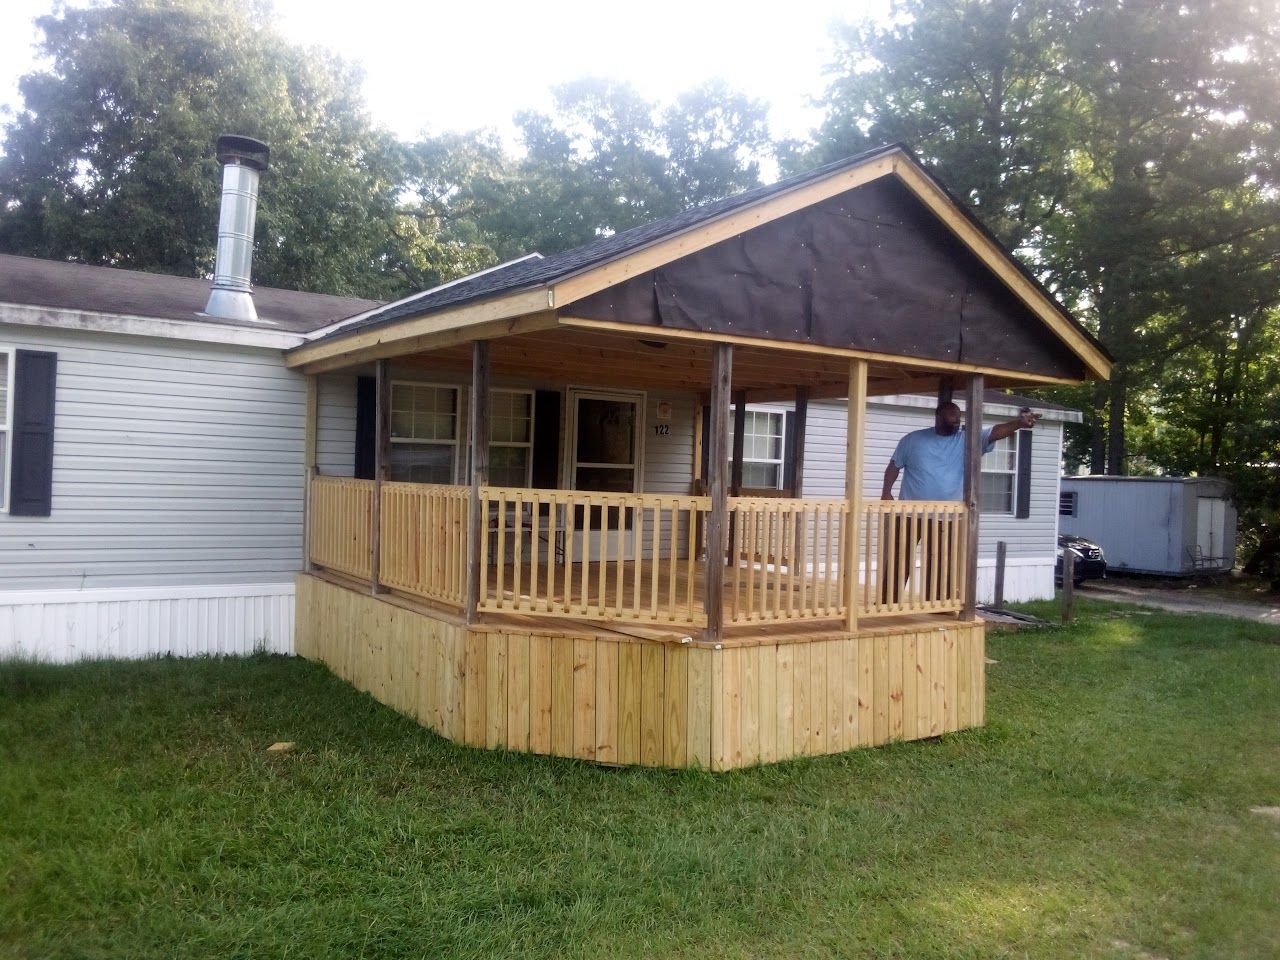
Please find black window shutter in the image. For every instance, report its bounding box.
[1015,428,1033,519]
[353,376,376,480]
[532,390,561,489]
[10,350,57,517]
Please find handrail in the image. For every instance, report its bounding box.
[725,496,850,624]
[478,486,709,627]
[379,482,469,608]
[858,500,968,616]
[308,476,373,581]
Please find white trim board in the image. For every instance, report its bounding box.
[0,302,306,350]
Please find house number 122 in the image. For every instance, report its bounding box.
[653,424,670,436]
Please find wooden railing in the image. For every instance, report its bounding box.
[308,476,373,581]
[307,476,971,628]
[857,501,968,616]
[379,482,469,608]
[726,497,849,624]
[477,486,709,627]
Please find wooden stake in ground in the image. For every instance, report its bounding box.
[994,540,1007,609]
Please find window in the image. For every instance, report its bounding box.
[729,408,786,489]
[389,382,459,483]
[980,433,1018,513]
[1059,491,1077,517]
[489,390,534,488]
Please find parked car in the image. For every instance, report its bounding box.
[1056,533,1107,587]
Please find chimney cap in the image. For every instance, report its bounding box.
[216,134,269,172]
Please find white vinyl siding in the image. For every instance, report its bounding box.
[0,325,307,589]
[0,349,12,511]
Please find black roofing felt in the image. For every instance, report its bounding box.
[0,254,381,334]
[311,144,1109,365]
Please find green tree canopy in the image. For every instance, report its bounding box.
[0,0,411,298]
[812,0,1280,480]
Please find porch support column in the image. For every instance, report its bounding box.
[792,386,809,496]
[370,359,390,595]
[704,343,733,643]
[963,374,984,618]
[937,375,955,407]
[303,374,318,573]
[466,341,491,623]
[844,359,867,633]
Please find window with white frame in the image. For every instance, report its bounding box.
[389,382,459,483]
[979,433,1018,513]
[0,350,10,511]
[729,408,786,489]
[489,390,534,488]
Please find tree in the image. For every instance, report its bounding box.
[811,0,1280,479]
[481,78,771,257]
[0,0,411,298]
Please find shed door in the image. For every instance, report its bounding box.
[1196,498,1227,561]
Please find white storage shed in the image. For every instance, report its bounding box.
[1058,476,1236,575]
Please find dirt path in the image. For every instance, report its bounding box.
[1081,581,1280,624]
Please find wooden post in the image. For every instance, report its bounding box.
[704,344,732,643]
[466,341,491,623]
[1062,550,1075,623]
[937,375,954,407]
[302,374,318,573]
[993,540,1007,609]
[962,374,984,618]
[845,359,868,633]
[792,386,809,496]
[370,359,390,595]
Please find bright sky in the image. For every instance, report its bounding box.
[0,0,890,157]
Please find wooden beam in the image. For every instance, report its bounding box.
[792,386,809,496]
[558,316,1083,388]
[963,374,984,618]
[704,344,732,643]
[286,299,558,373]
[466,341,491,624]
[937,375,955,406]
[845,360,868,633]
[370,359,390,595]
[550,153,898,308]
[302,374,318,573]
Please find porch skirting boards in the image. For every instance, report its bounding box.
[0,582,296,663]
[296,573,986,771]
[975,556,1055,603]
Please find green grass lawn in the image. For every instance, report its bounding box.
[2,599,1277,960]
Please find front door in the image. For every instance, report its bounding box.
[567,389,644,560]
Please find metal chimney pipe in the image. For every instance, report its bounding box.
[204,135,269,322]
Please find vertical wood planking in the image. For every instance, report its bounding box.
[485,633,508,749]
[595,640,620,764]
[687,646,713,769]
[663,644,689,768]
[845,359,868,632]
[572,638,596,760]
[551,636,574,757]
[529,634,553,754]
[640,643,666,766]
[618,641,642,765]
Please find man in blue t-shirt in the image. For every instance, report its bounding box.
[878,401,1039,603]
[881,402,1038,502]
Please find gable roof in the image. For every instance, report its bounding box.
[0,253,381,335]
[295,144,1109,384]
